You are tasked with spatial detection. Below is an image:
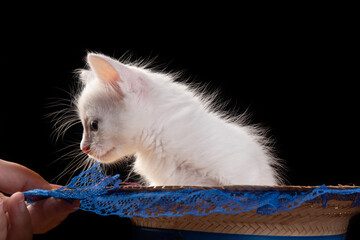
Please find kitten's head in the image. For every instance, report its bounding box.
[77,53,151,163]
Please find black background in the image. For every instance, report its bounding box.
[0,4,359,240]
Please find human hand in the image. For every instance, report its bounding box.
[0,159,79,237]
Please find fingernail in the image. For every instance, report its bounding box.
[0,198,4,213]
[16,193,26,212]
[50,184,63,190]
[72,200,81,208]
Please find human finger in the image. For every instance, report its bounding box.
[0,198,8,240]
[0,159,52,194]
[6,192,33,240]
[28,197,79,234]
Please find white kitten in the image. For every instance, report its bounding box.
[76,53,283,186]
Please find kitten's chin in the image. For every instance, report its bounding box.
[89,147,120,164]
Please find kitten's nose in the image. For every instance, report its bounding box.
[82,145,90,154]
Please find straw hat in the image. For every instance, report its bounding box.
[130,185,360,237]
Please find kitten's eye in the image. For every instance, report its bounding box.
[90,120,99,131]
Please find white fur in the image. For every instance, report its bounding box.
[76,53,283,186]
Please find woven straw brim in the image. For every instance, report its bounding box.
[130,185,360,237]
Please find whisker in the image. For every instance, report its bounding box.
[52,157,81,184]
[52,152,90,184]
[44,86,90,185]
[52,143,80,156]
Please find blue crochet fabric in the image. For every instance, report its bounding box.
[23,163,360,218]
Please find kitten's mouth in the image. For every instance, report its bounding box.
[91,147,116,161]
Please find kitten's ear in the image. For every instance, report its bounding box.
[86,53,146,99]
[87,54,121,84]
